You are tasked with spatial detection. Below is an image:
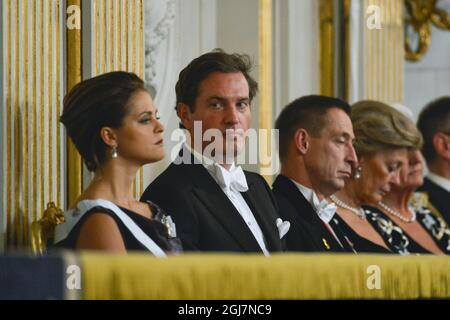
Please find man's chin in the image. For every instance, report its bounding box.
[370,196,382,205]
[324,183,345,197]
[218,148,240,164]
[334,178,347,189]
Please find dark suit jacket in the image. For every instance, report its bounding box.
[140,150,284,253]
[272,175,353,252]
[418,177,450,225]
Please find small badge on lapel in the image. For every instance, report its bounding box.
[322,238,331,250]
[162,215,177,238]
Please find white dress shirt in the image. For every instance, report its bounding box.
[290,179,343,248]
[184,143,270,256]
[427,172,450,193]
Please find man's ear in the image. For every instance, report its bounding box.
[176,103,193,130]
[433,132,450,161]
[294,128,310,155]
[99,127,118,148]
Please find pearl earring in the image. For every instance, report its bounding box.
[111,146,118,159]
[353,166,362,179]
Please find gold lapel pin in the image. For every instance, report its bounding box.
[322,238,331,250]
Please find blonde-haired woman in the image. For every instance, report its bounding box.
[372,148,450,255]
[328,100,428,254]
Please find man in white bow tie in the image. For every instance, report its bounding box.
[417,97,450,225]
[141,49,286,254]
[272,95,358,252]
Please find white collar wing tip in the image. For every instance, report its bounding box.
[290,179,337,223]
[317,201,337,224]
[276,218,291,239]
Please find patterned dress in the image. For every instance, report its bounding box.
[363,200,450,255]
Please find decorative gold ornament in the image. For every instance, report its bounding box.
[322,238,331,250]
[405,0,450,61]
[31,202,65,255]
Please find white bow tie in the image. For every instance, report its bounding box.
[316,200,337,224]
[213,164,249,192]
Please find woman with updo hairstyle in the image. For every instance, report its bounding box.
[328,100,430,254]
[54,71,181,255]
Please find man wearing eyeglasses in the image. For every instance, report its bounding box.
[417,96,450,225]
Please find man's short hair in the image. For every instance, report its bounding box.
[417,96,450,163]
[275,95,351,162]
[175,48,258,112]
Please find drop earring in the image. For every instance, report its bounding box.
[353,166,362,179]
[111,146,118,159]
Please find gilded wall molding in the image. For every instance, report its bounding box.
[364,0,404,102]
[319,0,335,96]
[347,0,404,103]
[67,0,83,209]
[259,0,274,182]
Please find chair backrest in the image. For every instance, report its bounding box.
[31,202,65,255]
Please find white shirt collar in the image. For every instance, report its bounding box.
[427,172,450,193]
[289,179,337,224]
[290,179,322,209]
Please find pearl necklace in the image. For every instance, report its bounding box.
[377,201,416,223]
[330,195,366,220]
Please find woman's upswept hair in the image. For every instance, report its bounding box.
[60,71,146,171]
[351,100,423,155]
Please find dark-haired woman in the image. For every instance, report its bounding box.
[54,71,181,255]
